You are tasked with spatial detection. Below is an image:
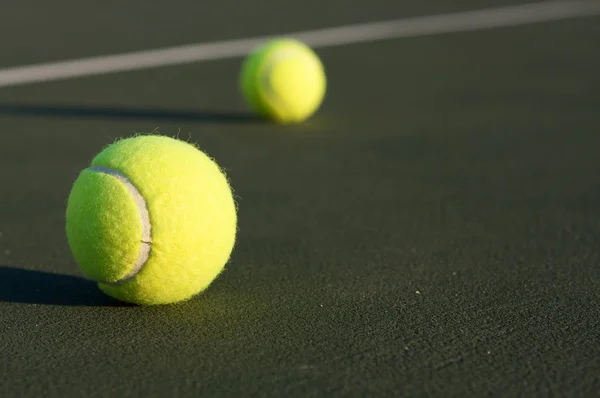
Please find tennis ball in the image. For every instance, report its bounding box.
[65,135,237,306]
[240,38,326,124]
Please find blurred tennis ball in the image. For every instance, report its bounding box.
[240,38,326,124]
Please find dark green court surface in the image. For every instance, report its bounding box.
[1,1,599,397]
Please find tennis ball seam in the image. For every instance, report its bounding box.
[258,49,297,120]
[88,165,152,285]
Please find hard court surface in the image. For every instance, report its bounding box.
[0,1,599,396]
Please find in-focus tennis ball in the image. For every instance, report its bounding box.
[65,134,237,306]
[240,38,326,124]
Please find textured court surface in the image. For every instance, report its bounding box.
[1,1,599,397]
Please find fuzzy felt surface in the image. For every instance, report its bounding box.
[66,170,143,284]
[65,135,237,305]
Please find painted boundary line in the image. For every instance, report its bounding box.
[0,0,598,88]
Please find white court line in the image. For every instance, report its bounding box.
[0,0,599,88]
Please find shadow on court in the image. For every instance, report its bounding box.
[0,103,263,123]
[0,265,126,306]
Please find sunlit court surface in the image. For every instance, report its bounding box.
[1,1,599,396]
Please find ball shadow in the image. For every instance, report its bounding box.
[0,265,127,306]
[0,103,265,123]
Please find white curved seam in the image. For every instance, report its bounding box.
[258,49,298,120]
[89,165,152,285]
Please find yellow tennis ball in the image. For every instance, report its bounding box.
[65,134,237,306]
[240,38,326,124]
